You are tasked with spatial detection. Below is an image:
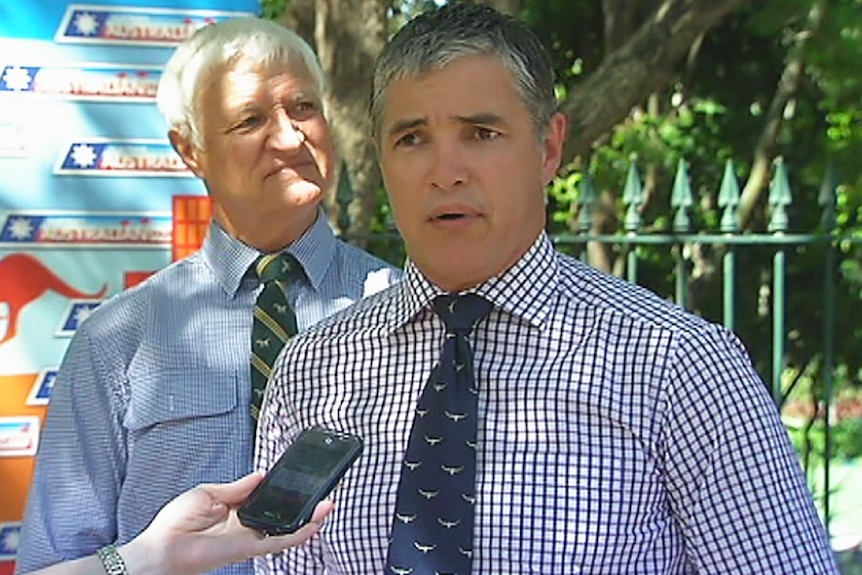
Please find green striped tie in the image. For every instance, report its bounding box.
[250,253,298,423]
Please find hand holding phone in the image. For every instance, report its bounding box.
[239,425,363,535]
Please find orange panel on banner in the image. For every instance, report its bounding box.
[173,195,211,261]
[0,374,45,522]
[0,0,257,568]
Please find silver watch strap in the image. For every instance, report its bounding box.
[96,544,129,575]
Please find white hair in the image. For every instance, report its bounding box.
[156,17,324,148]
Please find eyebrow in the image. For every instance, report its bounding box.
[386,117,427,140]
[456,112,505,127]
[385,112,506,139]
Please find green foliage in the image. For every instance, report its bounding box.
[540,0,862,398]
[265,0,862,397]
[788,416,862,463]
[259,0,287,20]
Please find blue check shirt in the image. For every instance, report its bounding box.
[15,210,400,575]
[256,232,837,574]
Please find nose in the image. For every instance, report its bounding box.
[268,109,305,151]
[429,139,468,191]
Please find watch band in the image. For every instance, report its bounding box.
[96,544,129,575]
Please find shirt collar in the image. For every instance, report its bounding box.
[389,231,558,330]
[201,207,337,297]
[286,207,337,291]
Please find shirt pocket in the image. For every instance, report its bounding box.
[123,367,239,431]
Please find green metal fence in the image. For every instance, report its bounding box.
[344,156,862,542]
[549,157,861,536]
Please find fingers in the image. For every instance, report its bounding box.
[255,519,321,554]
[198,472,265,507]
[309,499,335,524]
[246,499,335,556]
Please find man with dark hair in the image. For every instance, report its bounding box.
[257,3,838,574]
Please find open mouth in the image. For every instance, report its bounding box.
[435,213,467,221]
[428,203,481,224]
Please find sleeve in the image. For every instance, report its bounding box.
[253,347,326,575]
[661,324,840,574]
[15,327,127,573]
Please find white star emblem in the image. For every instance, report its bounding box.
[2,66,32,91]
[73,305,97,325]
[2,528,19,553]
[74,12,99,36]
[70,144,97,168]
[7,217,34,240]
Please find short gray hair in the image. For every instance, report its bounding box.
[156,17,324,148]
[370,3,557,142]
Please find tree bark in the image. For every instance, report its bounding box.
[283,0,315,47]
[561,0,750,162]
[584,0,653,274]
[602,0,642,53]
[313,0,387,243]
[738,0,825,229]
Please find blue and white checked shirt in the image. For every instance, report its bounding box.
[256,232,838,574]
[15,210,400,575]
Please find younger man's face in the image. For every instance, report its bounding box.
[379,54,566,291]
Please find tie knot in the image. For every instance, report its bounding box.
[254,253,298,284]
[432,293,493,334]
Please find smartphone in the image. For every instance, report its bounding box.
[238,425,363,535]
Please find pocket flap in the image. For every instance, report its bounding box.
[124,368,238,431]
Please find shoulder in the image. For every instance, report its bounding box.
[554,254,760,396]
[76,254,207,339]
[291,282,402,344]
[333,240,399,271]
[330,240,403,294]
[555,252,715,338]
[552,252,753,378]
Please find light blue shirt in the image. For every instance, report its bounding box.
[15,210,401,575]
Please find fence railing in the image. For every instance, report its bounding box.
[343,156,861,539]
[549,157,860,534]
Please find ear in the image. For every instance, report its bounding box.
[540,112,568,186]
[169,129,205,178]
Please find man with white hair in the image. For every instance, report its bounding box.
[16,17,398,575]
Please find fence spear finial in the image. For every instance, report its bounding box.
[768,157,792,232]
[718,159,741,232]
[671,158,693,233]
[622,161,643,232]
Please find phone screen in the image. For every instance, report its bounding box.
[240,426,363,534]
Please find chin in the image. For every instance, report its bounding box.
[275,182,324,206]
[417,256,487,292]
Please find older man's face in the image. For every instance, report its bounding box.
[176,58,335,252]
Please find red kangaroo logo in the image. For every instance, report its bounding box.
[0,253,108,345]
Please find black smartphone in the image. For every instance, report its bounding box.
[238,425,363,535]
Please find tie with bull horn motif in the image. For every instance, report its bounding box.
[386,293,493,575]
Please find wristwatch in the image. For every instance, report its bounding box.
[96,544,129,575]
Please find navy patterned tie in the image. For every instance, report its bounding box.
[250,253,299,423]
[386,293,493,575]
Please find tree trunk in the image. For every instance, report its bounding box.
[561,0,750,162]
[283,0,315,46]
[602,0,642,54]
[584,0,652,274]
[313,0,387,243]
[738,0,825,229]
